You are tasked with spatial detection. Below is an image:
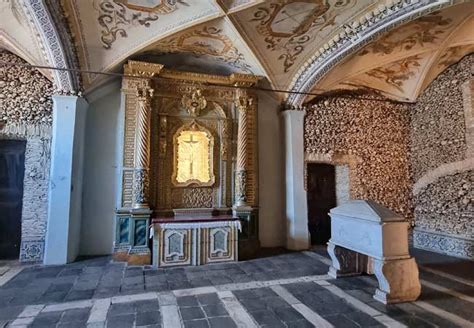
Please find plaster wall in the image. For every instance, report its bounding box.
[257,91,285,247]
[80,80,122,256]
[0,51,53,262]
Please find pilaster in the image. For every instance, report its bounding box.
[282,106,309,250]
[44,95,88,265]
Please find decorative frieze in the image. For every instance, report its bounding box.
[413,228,473,259]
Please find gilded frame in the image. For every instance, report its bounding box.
[171,120,216,188]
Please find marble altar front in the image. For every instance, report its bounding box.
[112,61,261,265]
[151,214,240,267]
[327,200,421,304]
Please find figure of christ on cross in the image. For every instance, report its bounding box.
[176,131,211,184]
[183,133,200,177]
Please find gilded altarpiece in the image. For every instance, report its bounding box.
[114,61,261,265]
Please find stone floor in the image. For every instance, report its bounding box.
[0,248,472,328]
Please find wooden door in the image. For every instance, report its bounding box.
[0,140,26,259]
[307,163,336,245]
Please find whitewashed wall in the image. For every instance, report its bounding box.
[80,79,122,255]
[257,91,285,247]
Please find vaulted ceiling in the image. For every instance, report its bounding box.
[1,0,473,104]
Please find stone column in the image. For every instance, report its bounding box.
[44,95,88,265]
[234,92,253,207]
[132,84,154,209]
[281,106,309,250]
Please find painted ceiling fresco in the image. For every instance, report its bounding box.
[315,2,474,102]
[1,1,472,103]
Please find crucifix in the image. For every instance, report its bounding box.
[183,133,200,177]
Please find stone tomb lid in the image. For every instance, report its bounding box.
[329,200,405,223]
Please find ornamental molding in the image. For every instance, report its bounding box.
[22,0,77,92]
[286,0,461,106]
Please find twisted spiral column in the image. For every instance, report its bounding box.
[133,85,154,208]
[235,94,253,207]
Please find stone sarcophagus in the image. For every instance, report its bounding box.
[327,200,421,304]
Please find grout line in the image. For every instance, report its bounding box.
[42,300,93,313]
[215,274,329,292]
[158,292,182,328]
[111,292,157,304]
[173,286,218,297]
[421,279,474,303]
[0,266,24,287]
[415,301,474,328]
[9,305,45,327]
[270,285,334,328]
[314,281,407,328]
[303,251,332,266]
[420,266,474,287]
[87,299,111,324]
[217,291,258,328]
[17,305,45,318]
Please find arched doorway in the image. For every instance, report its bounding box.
[307,163,336,245]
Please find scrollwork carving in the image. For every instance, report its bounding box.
[181,89,207,117]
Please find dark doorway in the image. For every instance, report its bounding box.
[0,140,26,259]
[307,163,336,245]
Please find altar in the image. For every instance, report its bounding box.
[151,211,241,267]
[112,61,261,266]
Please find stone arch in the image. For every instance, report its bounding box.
[22,0,79,92]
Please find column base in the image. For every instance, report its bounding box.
[113,246,151,265]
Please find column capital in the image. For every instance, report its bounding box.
[281,103,307,113]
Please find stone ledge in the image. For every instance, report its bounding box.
[413,158,474,195]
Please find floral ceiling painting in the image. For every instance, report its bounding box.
[315,3,474,102]
[22,0,469,101]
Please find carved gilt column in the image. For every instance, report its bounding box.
[133,83,154,209]
[234,91,254,207]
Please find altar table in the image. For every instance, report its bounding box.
[151,215,241,268]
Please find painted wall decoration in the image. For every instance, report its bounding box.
[250,0,355,72]
[95,0,189,49]
[364,55,422,93]
[358,14,453,56]
[313,3,474,102]
[148,25,254,73]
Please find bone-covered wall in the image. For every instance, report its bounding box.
[304,94,412,221]
[0,50,53,262]
[303,54,473,259]
[410,55,473,259]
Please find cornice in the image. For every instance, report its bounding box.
[286,0,462,106]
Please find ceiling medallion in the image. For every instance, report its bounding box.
[182,89,207,117]
[251,0,353,72]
